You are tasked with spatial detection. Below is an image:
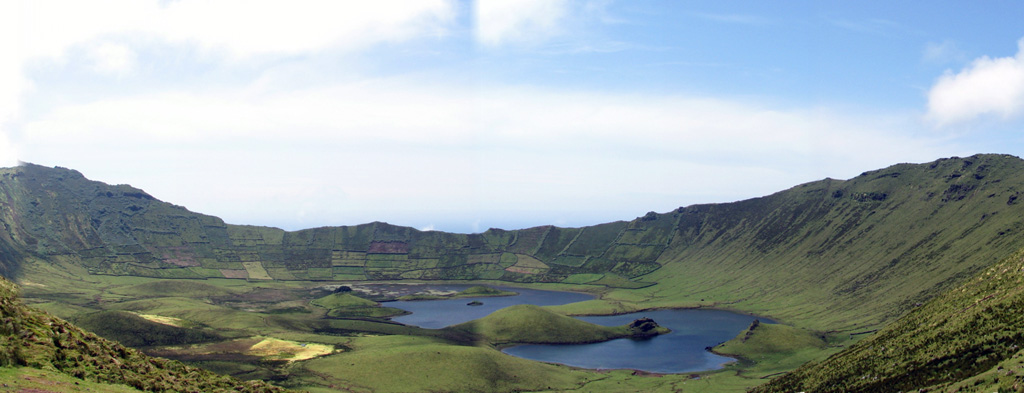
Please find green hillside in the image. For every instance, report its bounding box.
[310,292,408,319]
[609,154,1024,330]
[447,304,667,346]
[754,244,1024,392]
[0,275,287,392]
[5,155,1024,333]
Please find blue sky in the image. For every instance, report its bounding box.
[2,1,1023,233]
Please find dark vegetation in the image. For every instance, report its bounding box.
[73,310,223,347]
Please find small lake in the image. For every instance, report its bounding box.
[386,285,594,328]
[504,309,765,373]
[379,284,769,374]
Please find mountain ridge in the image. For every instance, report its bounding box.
[6,155,1024,391]
[4,154,1024,332]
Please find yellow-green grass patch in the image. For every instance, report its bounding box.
[241,261,272,280]
[248,336,335,362]
[135,313,186,327]
[511,254,548,269]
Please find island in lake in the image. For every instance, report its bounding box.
[397,285,517,301]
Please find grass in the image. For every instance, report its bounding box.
[0,367,143,392]
[294,335,598,393]
[309,292,408,319]
[0,275,289,392]
[246,337,334,362]
[447,304,668,346]
[752,245,1024,392]
[110,280,236,298]
[136,313,187,327]
[71,310,222,347]
[242,262,272,280]
[713,321,839,378]
[310,293,377,309]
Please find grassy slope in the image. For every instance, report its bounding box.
[111,280,236,298]
[713,321,834,378]
[294,335,599,393]
[310,293,378,309]
[0,276,287,392]
[72,310,223,347]
[310,292,407,319]
[610,154,1024,331]
[0,367,143,392]
[447,304,666,346]
[753,245,1024,392]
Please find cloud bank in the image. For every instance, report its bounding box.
[475,0,571,46]
[927,38,1024,126]
[17,76,944,230]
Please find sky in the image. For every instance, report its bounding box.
[2,1,1024,233]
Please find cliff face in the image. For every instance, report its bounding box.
[5,155,1024,330]
[631,153,1024,329]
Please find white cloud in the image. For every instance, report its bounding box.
[0,2,26,166]
[2,0,458,168]
[87,42,137,75]
[14,0,456,60]
[2,0,959,231]
[153,0,456,58]
[474,0,570,46]
[0,135,17,167]
[18,76,944,231]
[926,38,1024,126]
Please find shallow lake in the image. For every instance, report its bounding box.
[381,284,769,373]
[386,285,594,328]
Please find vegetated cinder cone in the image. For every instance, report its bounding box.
[446,304,668,346]
[0,275,288,392]
[752,244,1024,393]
